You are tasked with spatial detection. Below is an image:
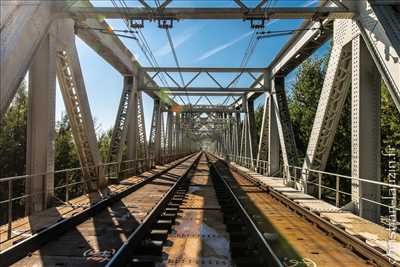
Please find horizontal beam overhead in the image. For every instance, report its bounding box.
[233,1,336,108]
[73,1,176,106]
[68,7,354,20]
[179,105,236,113]
[143,67,266,73]
[143,87,265,92]
[156,92,246,96]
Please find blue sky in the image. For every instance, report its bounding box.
[55,0,328,136]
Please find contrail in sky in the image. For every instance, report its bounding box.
[196,31,253,62]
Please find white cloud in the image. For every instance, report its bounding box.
[196,31,253,62]
[155,26,203,57]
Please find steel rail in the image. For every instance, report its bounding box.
[206,153,284,267]
[226,157,400,267]
[0,153,196,266]
[106,152,202,266]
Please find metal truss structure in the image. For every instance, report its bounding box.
[1,0,399,226]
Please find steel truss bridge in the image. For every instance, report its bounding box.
[0,0,399,266]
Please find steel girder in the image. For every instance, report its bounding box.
[67,6,353,20]
[149,99,163,164]
[25,23,57,214]
[273,77,298,167]
[56,19,104,190]
[127,90,148,161]
[351,33,381,223]
[107,76,135,179]
[256,94,269,168]
[354,0,400,111]
[0,1,59,118]
[73,1,176,107]
[303,20,353,181]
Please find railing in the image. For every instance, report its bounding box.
[284,165,400,216]
[0,152,189,242]
[226,154,269,175]
[226,154,399,224]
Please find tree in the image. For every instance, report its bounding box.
[380,82,400,180]
[98,129,112,162]
[0,82,27,222]
[0,83,27,178]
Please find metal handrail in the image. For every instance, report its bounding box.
[225,154,400,218]
[0,152,189,242]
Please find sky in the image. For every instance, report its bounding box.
[55,0,329,136]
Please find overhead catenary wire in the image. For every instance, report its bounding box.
[154,0,192,108]
[111,0,175,99]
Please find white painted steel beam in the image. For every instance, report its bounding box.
[302,20,353,186]
[352,0,400,111]
[0,1,54,118]
[144,88,265,93]
[107,76,134,180]
[68,6,353,20]
[143,67,265,72]
[269,86,280,176]
[73,1,175,106]
[56,19,104,190]
[25,26,57,214]
[351,35,381,223]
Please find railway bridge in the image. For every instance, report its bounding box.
[1,0,399,266]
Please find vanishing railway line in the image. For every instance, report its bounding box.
[1,153,200,266]
[1,152,393,266]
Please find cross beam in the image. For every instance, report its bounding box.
[68,7,354,20]
[143,87,265,92]
[143,67,265,73]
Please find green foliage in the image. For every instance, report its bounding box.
[254,52,400,180]
[0,83,27,222]
[288,58,326,161]
[380,82,400,180]
[98,129,112,162]
[0,84,27,178]
[54,114,80,170]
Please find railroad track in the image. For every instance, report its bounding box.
[106,153,283,267]
[207,153,397,267]
[3,152,389,267]
[1,153,200,266]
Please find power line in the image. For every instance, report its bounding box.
[111,0,173,93]
[154,0,192,107]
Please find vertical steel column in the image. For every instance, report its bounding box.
[234,110,241,158]
[268,87,280,176]
[25,25,57,214]
[273,76,297,167]
[149,99,162,164]
[127,73,139,163]
[175,113,181,153]
[107,76,134,180]
[257,95,269,168]
[248,99,258,159]
[257,72,271,169]
[352,35,381,223]
[166,110,173,157]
